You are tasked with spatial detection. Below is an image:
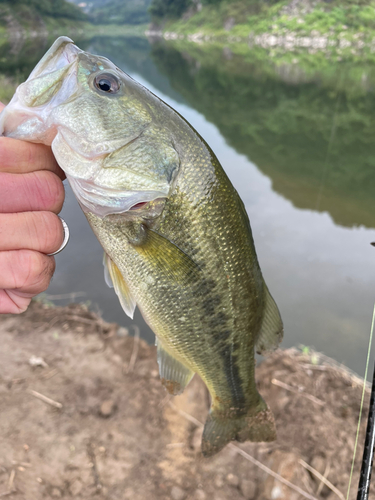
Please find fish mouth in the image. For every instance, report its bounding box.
[67,175,168,218]
[28,36,81,80]
[0,37,81,140]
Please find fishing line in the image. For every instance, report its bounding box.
[346,302,375,499]
[357,361,375,499]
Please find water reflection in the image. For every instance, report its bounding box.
[148,42,375,229]
[2,35,375,375]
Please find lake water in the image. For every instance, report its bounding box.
[2,35,375,377]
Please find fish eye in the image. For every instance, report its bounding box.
[94,73,120,94]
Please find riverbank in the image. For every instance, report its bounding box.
[0,300,371,499]
[148,0,375,63]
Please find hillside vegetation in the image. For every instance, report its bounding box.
[149,0,375,45]
[0,0,86,21]
[89,0,152,25]
[0,0,87,40]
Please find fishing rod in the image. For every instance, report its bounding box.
[357,361,375,500]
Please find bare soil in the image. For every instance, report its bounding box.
[0,302,372,500]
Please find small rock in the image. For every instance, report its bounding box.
[194,490,206,500]
[226,473,239,487]
[240,479,256,499]
[117,327,128,337]
[29,355,48,368]
[70,479,83,496]
[271,485,283,499]
[112,354,123,365]
[51,487,62,498]
[171,485,186,500]
[214,474,224,488]
[151,369,159,378]
[99,400,116,418]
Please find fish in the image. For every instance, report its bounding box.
[0,37,283,457]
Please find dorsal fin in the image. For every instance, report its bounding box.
[103,253,137,319]
[255,284,283,355]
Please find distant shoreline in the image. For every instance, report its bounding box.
[145,27,375,63]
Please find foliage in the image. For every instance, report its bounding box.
[149,0,192,19]
[151,0,375,50]
[89,0,152,25]
[0,0,86,20]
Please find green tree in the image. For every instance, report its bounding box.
[90,0,152,24]
[149,0,192,19]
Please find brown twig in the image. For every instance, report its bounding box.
[64,315,99,325]
[302,364,328,371]
[40,369,58,380]
[316,460,331,496]
[126,326,140,373]
[271,378,325,406]
[86,442,102,492]
[0,490,16,498]
[299,459,345,500]
[28,390,63,409]
[45,292,86,300]
[169,403,319,500]
[7,470,15,491]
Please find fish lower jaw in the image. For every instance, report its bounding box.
[67,175,168,218]
[0,104,55,145]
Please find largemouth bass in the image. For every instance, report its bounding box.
[0,37,283,456]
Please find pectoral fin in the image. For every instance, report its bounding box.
[103,253,114,288]
[132,227,201,286]
[255,284,283,355]
[156,339,194,395]
[103,253,136,319]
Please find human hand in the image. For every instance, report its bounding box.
[0,101,66,314]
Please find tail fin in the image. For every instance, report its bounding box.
[201,405,276,457]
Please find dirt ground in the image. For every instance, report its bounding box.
[0,301,372,500]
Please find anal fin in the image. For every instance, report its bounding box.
[156,339,194,395]
[256,283,283,355]
[103,253,136,319]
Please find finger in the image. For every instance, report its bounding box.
[0,249,55,296]
[0,289,32,314]
[0,212,65,254]
[0,171,65,214]
[0,136,65,180]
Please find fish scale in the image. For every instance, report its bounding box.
[0,36,283,457]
